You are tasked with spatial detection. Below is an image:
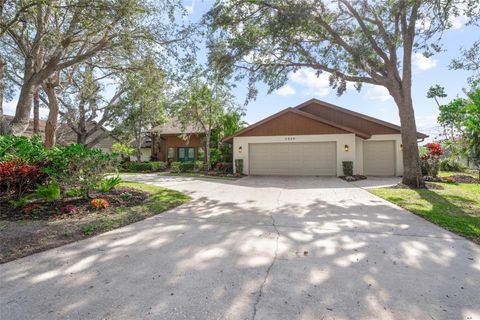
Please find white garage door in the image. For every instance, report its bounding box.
[363,141,395,176]
[249,142,336,176]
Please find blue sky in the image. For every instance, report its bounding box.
[185,0,478,142]
[4,1,477,143]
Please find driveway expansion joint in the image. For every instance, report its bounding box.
[252,213,281,320]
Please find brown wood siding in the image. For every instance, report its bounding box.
[154,134,205,161]
[300,103,399,135]
[239,112,350,137]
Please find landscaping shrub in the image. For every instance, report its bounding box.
[180,161,194,172]
[342,161,353,176]
[440,159,466,172]
[0,160,46,199]
[170,161,181,173]
[1,136,115,199]
[0,135,48,163]
[420,143,444,178]
[235,159,244,174]
[150,161,167,171]
[194,160,204,172]
[420,155,430,176]
[121,161,166,172]
[34,181,61,202]
[215,162,233,174]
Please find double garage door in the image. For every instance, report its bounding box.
[249,142,336,176]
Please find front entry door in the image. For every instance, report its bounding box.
[177,147,195,162]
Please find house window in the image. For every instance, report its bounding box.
[198,147,205,160]
[167,147,174,159]
[178,148,185,159]
[188,147,195,159]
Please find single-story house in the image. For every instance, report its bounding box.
[150,119,205,163]
[57,122,120,153]
[2,115,119,153]
[3,115,46,138]
[223,99,427,176]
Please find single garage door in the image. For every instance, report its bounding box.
[249,142,336,176]
[363,140,395,176]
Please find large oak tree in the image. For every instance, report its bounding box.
[207,0,479,187]
[0,0,151,135]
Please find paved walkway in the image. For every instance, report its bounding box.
[1,175,479,320]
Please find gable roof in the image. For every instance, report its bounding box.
[296,98,428,139]
[222,107,371,143]
[3,115,46,137]
[151,118,203,135]
[222,98,428,143]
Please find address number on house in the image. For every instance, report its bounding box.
[284,137,296,141]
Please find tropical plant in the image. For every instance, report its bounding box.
[91,198,109,210]
[0,160,46,199]
[34,181,61,202]
[98,176,122,192]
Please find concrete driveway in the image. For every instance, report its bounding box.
[1,176,479,320]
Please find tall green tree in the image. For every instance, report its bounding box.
[450,40,480,89]
[427,85,447,107]
[173,74,237,170]
[463,88,480,177]
[113,58,167,162]
[437,88,480,173]
[207,0,479,187]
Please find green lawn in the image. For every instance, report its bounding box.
[370,182,480,243]
[438,170,479,179]
[164,172,241,180]
[81,182,191,235]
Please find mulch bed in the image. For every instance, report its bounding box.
[0,187,148,221]
[391,183,445,190]
[339,175,367,182]
[441,175,479,184]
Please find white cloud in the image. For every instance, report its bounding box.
[275,85,296,97]
[185,0,195,13]
[413,53,438,71]
[449,15,468,29]
[365,85,391,102]
[289,69,330,97]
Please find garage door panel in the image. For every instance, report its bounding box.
[249,142,336,176]
[363,141,395,176]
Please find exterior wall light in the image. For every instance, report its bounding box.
[400,143,403,150]
[344,144,349,152]
[238,146,243,154]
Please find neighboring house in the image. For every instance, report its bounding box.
[57,122,120,153]
[150,119,205,163]
[223,99,427,176]
[3,116,118,152]
[3,115,46,138]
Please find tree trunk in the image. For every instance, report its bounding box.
[33,89,40,134]
[77,132,87,145]
[205,132,211,171]
[392,90,424,187]
[44,81,59,148]
[0,55,9,135]
[136,142,142,162]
